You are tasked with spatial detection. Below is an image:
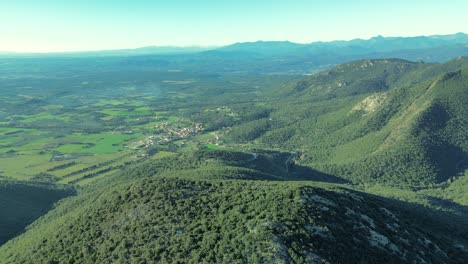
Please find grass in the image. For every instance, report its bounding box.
[41,153,126,177]
[93,99,126,106]
[16,113,70,123]
[0,128,25,135]
[98,107,152,116]
[0,131,141,180]
[0,124,146,181]
[151,151,177,159]
[57,154,137,184]
[93,99,145,107]
[196,133,216,140]
[205,144,222,150]
[0,154,51,180]
[40,105,64,110]
[0,108,146,181]
[137,117,178,129]
[0,149,133,181]
[0,138,52,154]
[165,117,177,122]
[0,137,20,144]
[100,116,115,121]
[54,133,139,154]
[75,170,117,186]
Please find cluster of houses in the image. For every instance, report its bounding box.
[127,135,157,150]
[154,122,204,143]
[127,121,205,151]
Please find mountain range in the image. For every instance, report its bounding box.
[2,33,468,75]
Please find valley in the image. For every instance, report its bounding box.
[0,73,265,185]
[0,34,467,263]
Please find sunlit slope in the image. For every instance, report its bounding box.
[232,58,468,185]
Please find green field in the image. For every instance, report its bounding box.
[0,136,20,144]
[54,133,139,154]
[205,143,222,150]
[98,107,152,116]
[0,89,189,184]
[93,99,145,107]
[16,112,70,123]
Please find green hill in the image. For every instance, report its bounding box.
[1,165,467,263]
[226,58,468,186]
[287,59,427,97]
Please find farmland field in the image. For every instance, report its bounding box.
[0,72,270,185]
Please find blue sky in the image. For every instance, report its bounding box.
[1,0,467,52]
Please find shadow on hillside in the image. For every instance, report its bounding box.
[425,196,468,214]
[353,188,468,237]
[341,188,468,262]
[0,181,75,246]
[288,164,350,184]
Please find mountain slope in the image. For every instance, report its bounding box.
[227,58,468,186]
[332,68,468,185]
[286,59,428,97]
[1,171,467,263]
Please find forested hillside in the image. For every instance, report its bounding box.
[224,58,468,186]
[1,158,467,263]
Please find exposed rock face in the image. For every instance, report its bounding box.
[296,188,466,264]
[352,93,387,114]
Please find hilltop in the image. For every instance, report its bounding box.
[1,158,467,263]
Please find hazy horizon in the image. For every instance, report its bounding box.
[1,0,468,53]
[1,31,466,54]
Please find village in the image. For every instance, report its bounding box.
[127,120,205,151]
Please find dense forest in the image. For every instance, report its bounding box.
[1,159,467,263]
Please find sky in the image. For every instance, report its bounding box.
[0,0,467,52]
